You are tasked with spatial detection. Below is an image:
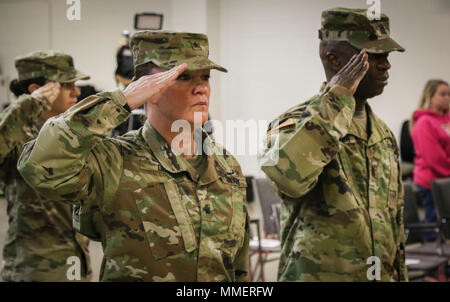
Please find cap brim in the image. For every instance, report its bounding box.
[153,57,228,73]
[59,69,90,83]
[351,37,405,54]
[185,57,228,73]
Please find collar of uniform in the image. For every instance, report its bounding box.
[347,105,369,141]
[366,104,392,146]
[319,82,329,94]
[346,104,391,145]
[141,121,233,177]
[141,121,189,174]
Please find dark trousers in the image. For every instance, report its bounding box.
[417,185,438,242]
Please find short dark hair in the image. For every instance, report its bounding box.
[9,77,47,97]
[133,62,158,81]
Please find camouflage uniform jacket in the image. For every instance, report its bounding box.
[18,90,250,282]
[261,85,407,281]
[0,94,91,281]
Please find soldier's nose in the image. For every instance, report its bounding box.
[73,86,81,97]
[378,58,391,70]
[193,84,209,95]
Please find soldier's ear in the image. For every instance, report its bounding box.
[28,83,41,94]
[148,96,159,105]
[325,52,341,72]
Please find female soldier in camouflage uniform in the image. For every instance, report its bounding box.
[19,31,249,282]
[0,51,92,281]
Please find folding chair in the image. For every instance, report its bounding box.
[403,181,449,281]
[248,178,281,282]
[431,178,450,240]
[406,179,450,257]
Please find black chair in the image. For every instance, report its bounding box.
[406,180,450,257]
[403,181,440,245]
[403,181,449,281]
[431,177,450,240]
[245,176,255,203]
[400,120,416,163]
[399,120,415,180]
[406,256,448,281]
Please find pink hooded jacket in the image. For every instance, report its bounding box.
[412,109,450,189]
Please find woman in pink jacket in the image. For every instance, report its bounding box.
[411,79,450,241]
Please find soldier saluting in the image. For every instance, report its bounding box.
[18,31,249,282]
[260,8,407,281]
[1,51,92,281]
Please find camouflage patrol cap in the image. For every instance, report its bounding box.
[129,30,227,74]
[319,7,405,54]
[15,50,90,83]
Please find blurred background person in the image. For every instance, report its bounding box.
[0,51,92,281]
[110,30,145,137]
[410,79,450,242]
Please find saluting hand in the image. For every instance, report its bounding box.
[32,82,61,104]
[327,50,369,95]
[124,63,188,110]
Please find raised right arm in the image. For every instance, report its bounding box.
[260,50,369,199]
[0,94,51,166]
[17,90,130,205]
[260,86,356,199]
[1,81,60,185]
[17,63,188,204]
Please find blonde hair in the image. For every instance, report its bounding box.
[410,79,449,132]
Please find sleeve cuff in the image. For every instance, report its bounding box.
[329,85,354,99]
[328,85,356,112]
[109,89,128,107]
[28,93,52,112]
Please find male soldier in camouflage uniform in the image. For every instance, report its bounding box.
[18,31,249,282]
[0,51,92,281]
[260,8,407,281]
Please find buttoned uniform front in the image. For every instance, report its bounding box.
[260,85,406,281]
[18,89,249,282]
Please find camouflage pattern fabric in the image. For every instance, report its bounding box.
[260,85,407,281]
[18,89,249,282]
[319,7,405,54]
[0,94,91,281]
[130,31,227,74]
[15,50,89,83]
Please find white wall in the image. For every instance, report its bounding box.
[0,0,52,105]
[0,0,211,100]
[1,0,449,177]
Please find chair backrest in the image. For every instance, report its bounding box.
[400,120,415,163]
[403,181,424,244]
[245,176,255,203]
[254,178,282,237]
[430,177,450,238]
[271,203,281,236]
